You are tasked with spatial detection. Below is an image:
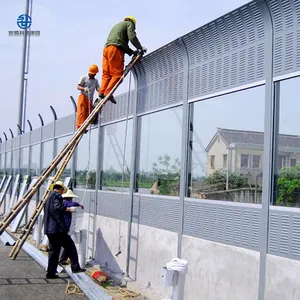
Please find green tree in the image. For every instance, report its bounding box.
[205,170,248,190]
[152,155,180,195]
[277,165,300,206]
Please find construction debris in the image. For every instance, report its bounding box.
[65,280,84,296]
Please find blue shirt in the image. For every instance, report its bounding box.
[62,199,81,231]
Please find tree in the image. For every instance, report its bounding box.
[277,165,300,206]
[205,170,248,190]
[152,155,181,195]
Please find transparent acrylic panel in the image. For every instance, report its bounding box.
[41,140,53,174]
[20,147,29,178]
[5,151,11,175]
[101,120,133,192]
[138,107,182,196]
[190,86,265,203]
[75,129,97,189]
[55,135,72,181]
[275,77,300,207]
[30,144,41,177]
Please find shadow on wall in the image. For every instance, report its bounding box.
[94,228,123,274]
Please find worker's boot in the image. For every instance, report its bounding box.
[109,95,117,104]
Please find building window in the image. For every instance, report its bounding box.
[210,155,215,168]
[291,158,297,167]
[223,154,227,167]
[278,155,286,169]
[241,154,249,168]
[252,155,260,169]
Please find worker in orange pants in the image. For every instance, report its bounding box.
[76,64,100,130]
[98,16,146,104]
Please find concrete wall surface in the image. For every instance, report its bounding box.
[181,235,259,300]
[265,254,300,300]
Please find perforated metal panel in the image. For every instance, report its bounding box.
[183,1,266,100]
[184,198,261,251]
[132,194,180,232]
[101,91,135,125]
[30,128,41,144]
[12,136,20,150]
[268,0,300,77]
[96,191,130,220]
[20,132,30,147]
[134,41,185,114]
[42,123,54,141]
[268,207,300,260]
[55,115,75,137]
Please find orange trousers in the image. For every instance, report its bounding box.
[76,94,93,130]
[99,45,124,96]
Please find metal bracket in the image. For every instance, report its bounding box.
[27,119,33,131]
[38,113,44,126]
[9,128,14,139]
[50,105,58,120]
[70,96,77,112]
[17,124,23,135]
[3,132,8,141]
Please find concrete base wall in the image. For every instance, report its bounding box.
[265,254,300,300]
[82,213,176,300]
[182,235,259,300]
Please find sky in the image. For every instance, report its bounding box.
[7,0,300,179]
[1,0,251,132]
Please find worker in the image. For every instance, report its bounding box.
[76,64,100,131]
[43,181,85,279]
[98,16,146,104]
[58,189,84,265]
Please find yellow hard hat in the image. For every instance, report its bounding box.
[124,16,136,25]
[88,64,99,75]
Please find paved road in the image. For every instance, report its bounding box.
[0,242,87,300]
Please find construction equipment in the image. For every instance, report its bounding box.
[0,49,145,259]
[9,137,81,259]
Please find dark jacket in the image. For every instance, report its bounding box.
[105,21,142,54]
[63,199,81,231]
[44,191,68,234]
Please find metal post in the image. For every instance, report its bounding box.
[27,120,32,179]
[50,106,57,176]
[17,0,30,132]
[257,1,275,300]
[177,38,190,258]
[125,69,140,277]
[35,114,43,247]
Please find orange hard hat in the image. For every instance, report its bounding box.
[89,64,99,75]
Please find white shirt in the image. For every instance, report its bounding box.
[78,75,100,102]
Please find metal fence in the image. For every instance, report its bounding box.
[1,1,300,299]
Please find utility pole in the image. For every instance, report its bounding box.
[17,0,32,134]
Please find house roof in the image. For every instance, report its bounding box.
[205,128,300,152]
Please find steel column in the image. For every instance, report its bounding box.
[257,1,275,299]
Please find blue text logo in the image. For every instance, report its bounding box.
[17,14,32,30]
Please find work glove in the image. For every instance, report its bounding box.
[83,87,89,93]
[141,46,147,54]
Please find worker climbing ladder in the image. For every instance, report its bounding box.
[0,50,146,260]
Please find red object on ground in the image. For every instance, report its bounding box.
[91,270,107,282]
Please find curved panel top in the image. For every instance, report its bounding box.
[182,1,266,99]
[267,0,300,76]
[134,40,187,113]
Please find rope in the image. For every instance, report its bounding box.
[116,72,132,255]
